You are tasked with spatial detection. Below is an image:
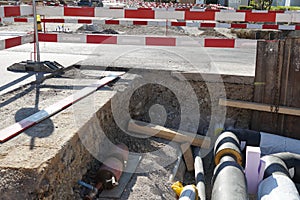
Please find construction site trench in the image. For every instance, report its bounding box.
[0,65,255,199]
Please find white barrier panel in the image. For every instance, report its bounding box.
[0,6,4,18]
[235,39,257,49]
[215,12,245,22]
[57,34,87,43]
[247,24,263,29]
[21,34,34,44]
[37,6,63,16]
[292,13,300,23]
[117,35,145,45]
[154,10,185,19]
[276,13,293,23]
[95,8,124,18]
[176,37,203,47]
[20,5,33,16]
[0,39,4,50]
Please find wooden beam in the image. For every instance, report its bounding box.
[127,120,211,149]
[180,143,194,172]
[219,98,300,117]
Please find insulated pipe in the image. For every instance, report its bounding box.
[193,147,205,200]
[258,155,300,200]
[211,155,248,200]
[214,131,242,166]
[179,185,198,200]
[270,152,300,183]
[228,129,300,156]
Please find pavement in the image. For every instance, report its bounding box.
[0,40,256,95]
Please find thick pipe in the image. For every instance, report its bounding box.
[269,152,300,183]
[227,129,300,156]
[211,155,248,200]
[178,185,197,200]
[193,147,205,200]
[214,131,242,166]
[258,155,300,200]
[108,143,129,164]
[228,129,261,147]
[85,143,129,200]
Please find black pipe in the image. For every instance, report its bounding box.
[227,129,261,147]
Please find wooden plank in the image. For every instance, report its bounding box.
[99,154,141,198]
[0,74,123,142]
[280,38,300,138]
[252,40,280,132]
[127,120,211,149]
[180,142,194,172]
[219,98,300,117]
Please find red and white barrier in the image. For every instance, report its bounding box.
[35,6,300,23]
[37,32,257,49]
[0,74,121,142]
[2,16,300,31]
[0,34,34,51]
[0,5,32,17]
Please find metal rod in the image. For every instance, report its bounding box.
[33,0,40,62]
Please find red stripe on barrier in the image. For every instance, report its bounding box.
[5,36,21,49]
[38,33,58,42]
[137,8,152,10]
[269,10,284,13]
[4,6,21,17]
[204,38,235,48]
[231,23,247,29]
[262,24,279,29]
[245,13,276,22]
[64,7,95,17]
[295,25,300,30]
[105,20,119,25]
[185,10,216,20]
[78,19,92,24]
[14,18,28,22]
[125,10,155,19]
[109,7,124,9]
[87,35,117,44]
[42,18,65,23]
[171,21,186,26]
[175,8,190,11]
[145,37,176,46]
[133,20,148,25]
[200,23,216,28]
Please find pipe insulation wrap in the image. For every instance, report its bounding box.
[193,147,205,200]
[179,185,198,200]
[194,156,205,200]
[268,152,300,183]
[260,132,300,155]
[214,131,242,166]
[261,155,290,179]
[258,155,300,200]
[258,174,300,200]
[229,129,261,147]
[211,155,248,200]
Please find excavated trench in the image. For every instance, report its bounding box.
[0,66,255,199]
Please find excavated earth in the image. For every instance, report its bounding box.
[0,22,259,200]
